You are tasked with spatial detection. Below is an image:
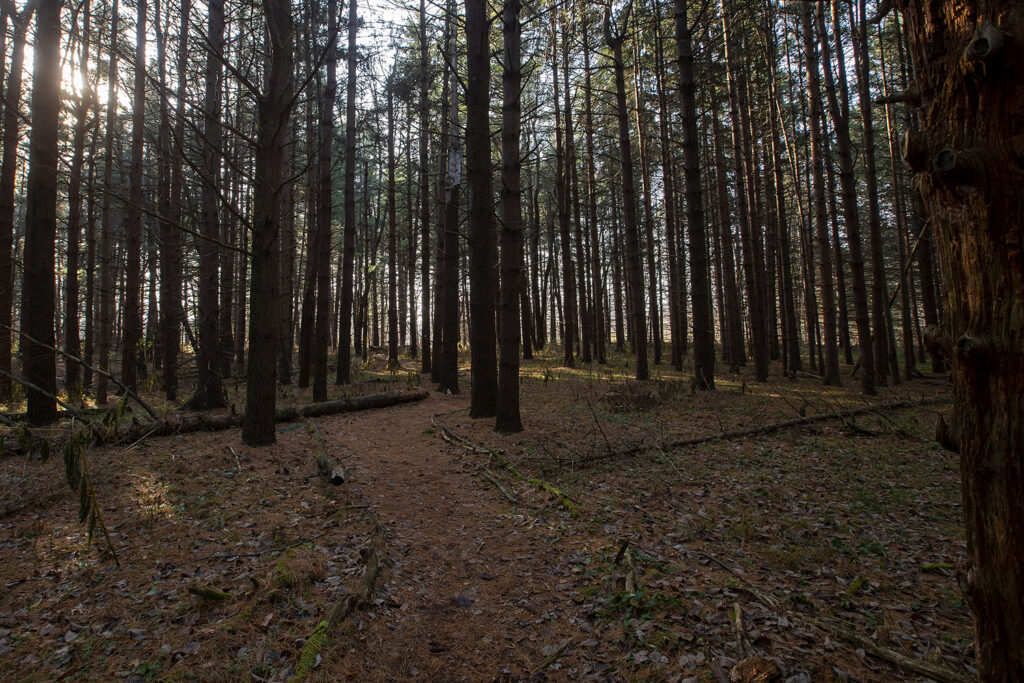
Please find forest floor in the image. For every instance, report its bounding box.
[0,348,974,682]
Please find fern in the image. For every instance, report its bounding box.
[63,423,119,565]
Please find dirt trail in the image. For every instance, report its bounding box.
[319,390,585,680]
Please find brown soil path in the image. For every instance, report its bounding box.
[319,390,587,681]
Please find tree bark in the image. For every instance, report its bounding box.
[243,0,293,446]
[313,0,338,401]
[801,2,840,385]
[0,6,33,402]
[188,0,227,409]
[465,0,497,418]
[605,8,647,381]
[20,0,60,425]
[818,2,874,393]
[900,0,1024,675]
[121,0,146,392]
[496,0,522,433]
[336,0,357,385]
[674,0,714,390]
[551,17,576,369]
[64,0,91,391]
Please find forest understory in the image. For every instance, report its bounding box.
[0,348,971,682]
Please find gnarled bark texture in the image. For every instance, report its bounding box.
[901,0,1024,677]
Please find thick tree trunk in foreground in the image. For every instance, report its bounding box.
[900,0,1024,676]
[243,0,293,446]
[20,0,60,425]
[465,0,497,418]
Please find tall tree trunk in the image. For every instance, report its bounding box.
[95,0,119,405]
[65,0,92,391]
[801,2,840,385]
[20,0,60,424]
[0,7,33,402]
[313,0,338,401]
[675,0,714,389]
[653,4,681,370]
[878,21,916,381]
[710,82,744,372]
[551,16,576,368]
[605,8,648,381]
[386,81,399,370]
[582,25,604,364]
[437,0,460,394]
[564,17,590,365]
[722,0,768,381]
[417,0,432,375]
[243,0,293,446]
[496,0,522,433]
[852,0,894,385]
[121,0,146,392]
[162,0,188,401]
[278,121,296,384]
[466,0,497,417]
[818,1,874,392]
[336,0,357,384]
[632,51,660,367]
[188,0,226,408]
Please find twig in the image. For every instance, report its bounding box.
[584,395,615,457]
[481,469,516,503]
[531,639,573,675]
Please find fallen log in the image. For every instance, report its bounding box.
[88,389,429,448]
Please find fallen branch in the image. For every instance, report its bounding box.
[683,550,969,683]
[432,417,578,516]
[291,526,388,681]
[481,468,516,503]
[583,397,948,464]
[800,614,971,683]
